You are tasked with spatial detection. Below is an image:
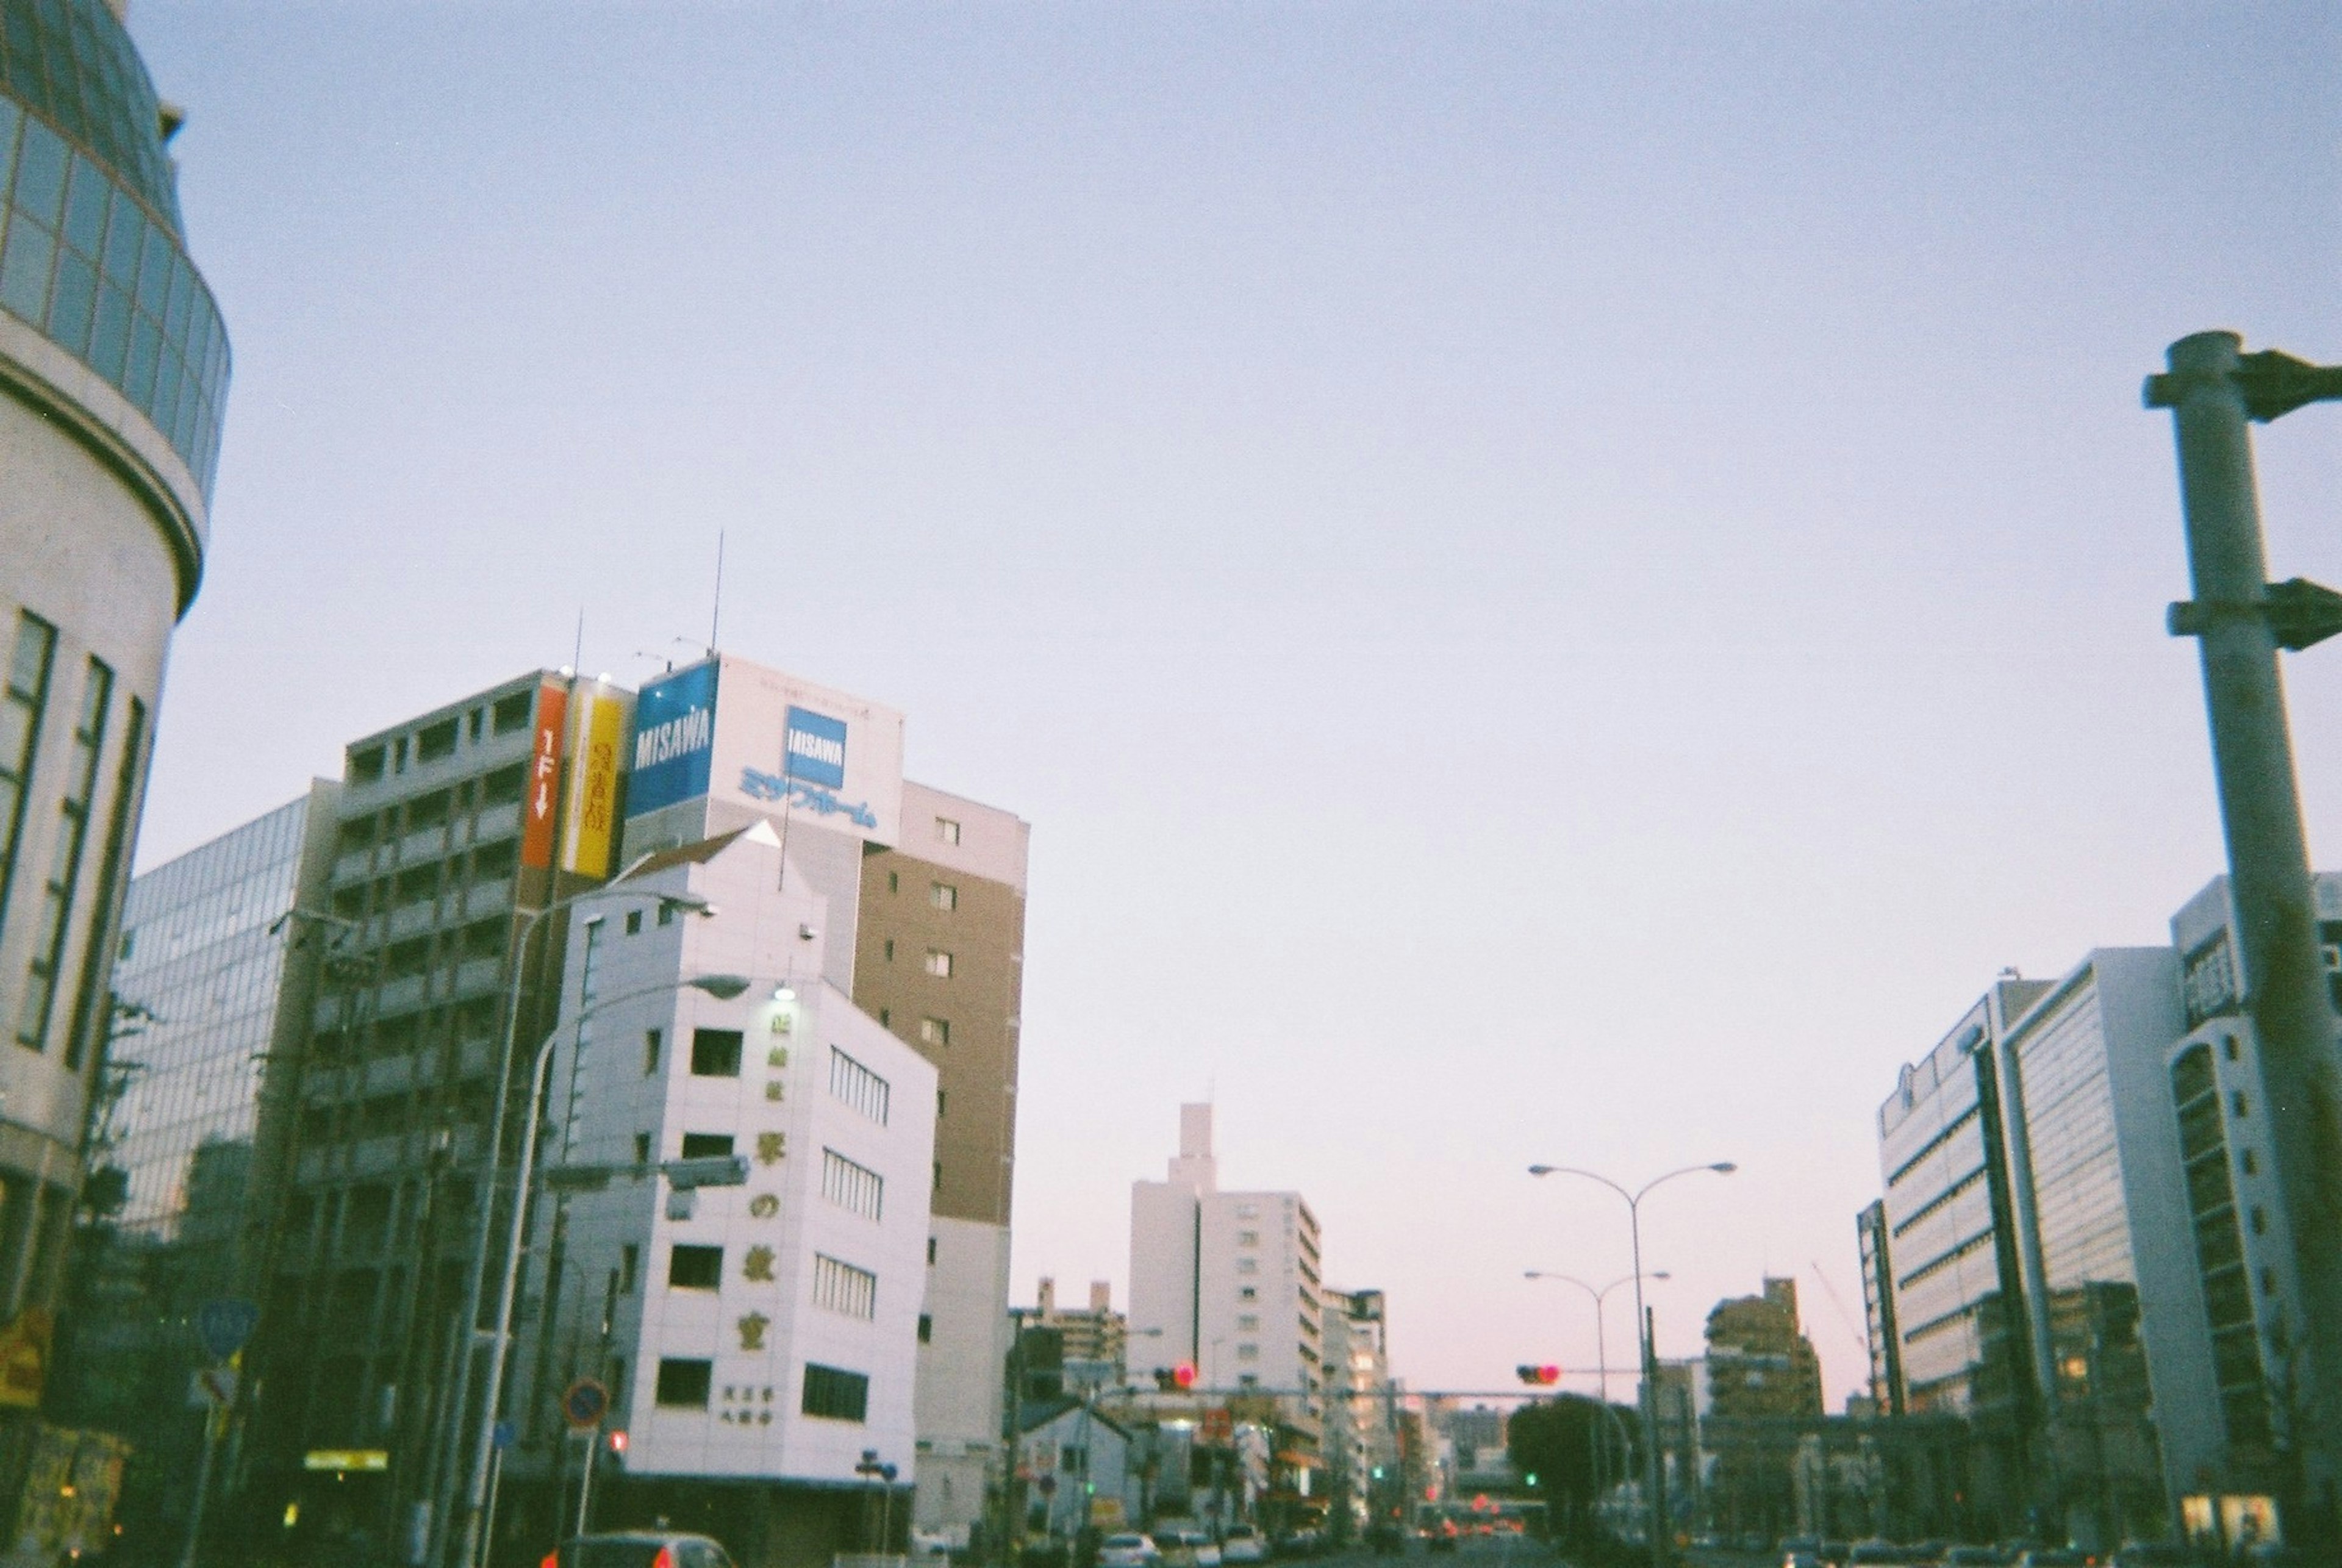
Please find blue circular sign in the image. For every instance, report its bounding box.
[562,1379,609,1430]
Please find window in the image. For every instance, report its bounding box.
[417,717,458,762]
[925,950,954,978]
[1236,1258,1258,1275]
[2225,1035,2243,1062]
[1237,1344,1259,1361]
[813,1254,878,1320]
[802,1362,870,1422]
[1237,1231,1259,1247]
[931,882,958,911]
[920,1017,950,1049]
[492,690,533,734]
[681,1133,734,1159]
[625,909,642,935]
[692,1028,744,1076]
[2233,1091,2251,1118]
[822,1149,884,1220]
[887,870,899,893]
[1237,1315,1260,1331]
[0,612,58,941]
[644,1029,663,1075]
[934,817,961,845]
[933,1161,943,1191]
[927,1236,938,1265]
[937,1090,948,1119]
[1238,1287,1258,1302]
[18,657,109,1050]
[2251,1206,2268,1236]
[670,1245,723,1289]
[919,1314,933,1344]
[829,1047,892,1124]
[1236,1204,1258,1219]
[883,939,895,961]
[2242,1149,2260,1176]
[656,1359,712,1408]
[879,1008,891,1027]
[657,902,675,926]
[619,1244,639,1292]
[634,1132,653,1165]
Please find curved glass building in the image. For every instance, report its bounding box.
[0,0,228,1329]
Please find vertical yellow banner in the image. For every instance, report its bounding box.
[560,683,622,879]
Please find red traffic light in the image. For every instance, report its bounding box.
[1172,1362,1198,1389]
[607,1430,628,1453]
[1514,1364,1561,1386]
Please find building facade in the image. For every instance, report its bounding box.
[1,0,232,1379]
[46,787,329,1556]
[1320,1289,1398,1538]
[1698,1278,1824,1544]
[500,822,937,1564]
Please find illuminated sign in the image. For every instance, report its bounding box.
[627,662,720,818]
[302,1450,389,1472]
[784,706,847,788]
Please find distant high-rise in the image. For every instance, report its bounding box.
[0,0,232,1345]
[1130,1104,1325,1517]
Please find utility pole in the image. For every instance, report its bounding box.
[2146,331,2342,1531]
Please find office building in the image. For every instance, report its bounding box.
[1032,1277,1132,1392]
[622,654,1030,1544]
[2160,874,2333,1503]
[503,820,937,1561]
[1130,1104,1325,1528]
[1869,976,2049,1533]
[240,669,631,1552]
[1855,1201,1900,1416]
[1996,948,2207,1548]
[1,0,232,1362]
[1698,1278,1823,1543]
[1320,1289,1397,1536]
[45,788,329,1556]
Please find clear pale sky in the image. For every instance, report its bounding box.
[127,3,2338,1406]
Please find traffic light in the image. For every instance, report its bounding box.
[607,1430,628,1454]
[1172,1362,1198,1390]
[1514,1364,1560,1386]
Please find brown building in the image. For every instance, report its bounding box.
[1702,1278,1825,1542]
[853,780,1030,1541]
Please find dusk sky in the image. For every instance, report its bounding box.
[126,2,2338,1406]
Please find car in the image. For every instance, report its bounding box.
[2013,1553,2092,1568]
[1785,1555,1825,1568]
[1161,1528,1222,1567]
[1222,1526,1269,1564]
[1100,1534,1162,1568]
[543,1533,738,1568]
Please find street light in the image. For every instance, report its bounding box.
[1527,1273,1677,1525]
[447,959,740,1568]
[1528,1162,1735,1563]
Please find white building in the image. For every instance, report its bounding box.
[521,820,937,1530]
[1131,1105,1323,1409]
[1320,1290,1397,1531]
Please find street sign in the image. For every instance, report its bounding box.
[196,1299,259,1362]
[562,1378,609,1430]
[492,1420,517,1452]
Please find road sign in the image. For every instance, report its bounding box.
[562,1378,609,1430]
[492,1420,517,1452]
[187,1366,238,1408]
[196,1299,259,1361]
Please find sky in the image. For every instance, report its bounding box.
[124,2,2340,1408]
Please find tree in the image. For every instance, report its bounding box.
[1506,1395,1641,1548]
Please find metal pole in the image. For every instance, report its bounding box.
[575,1427,600,1538]
[1627,1207,1663,1565]
[176,1403,223,1568]
[481,1444,504,1568]
[457,1029,558,1568]
[2153,330,2342,1520]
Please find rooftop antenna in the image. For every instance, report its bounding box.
[571,609,585,676]
[709,529,725,655]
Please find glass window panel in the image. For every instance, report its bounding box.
[0,218,55,324]
[12,118,67,227]
[46,249,95,354]
[124,309,160,406]
[61,154,105,257]
[172,365,200,454]
[0,102,21,197]
[101,190,141,287]
[135,224,169,315]
[152,345,182,434]
[163,252,192,341]
[89,279,129,379]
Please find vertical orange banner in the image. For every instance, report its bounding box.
[521,681,568,870]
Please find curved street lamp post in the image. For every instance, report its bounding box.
[1528,1162,1735,1564]
[1522,1269,1668,1497]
